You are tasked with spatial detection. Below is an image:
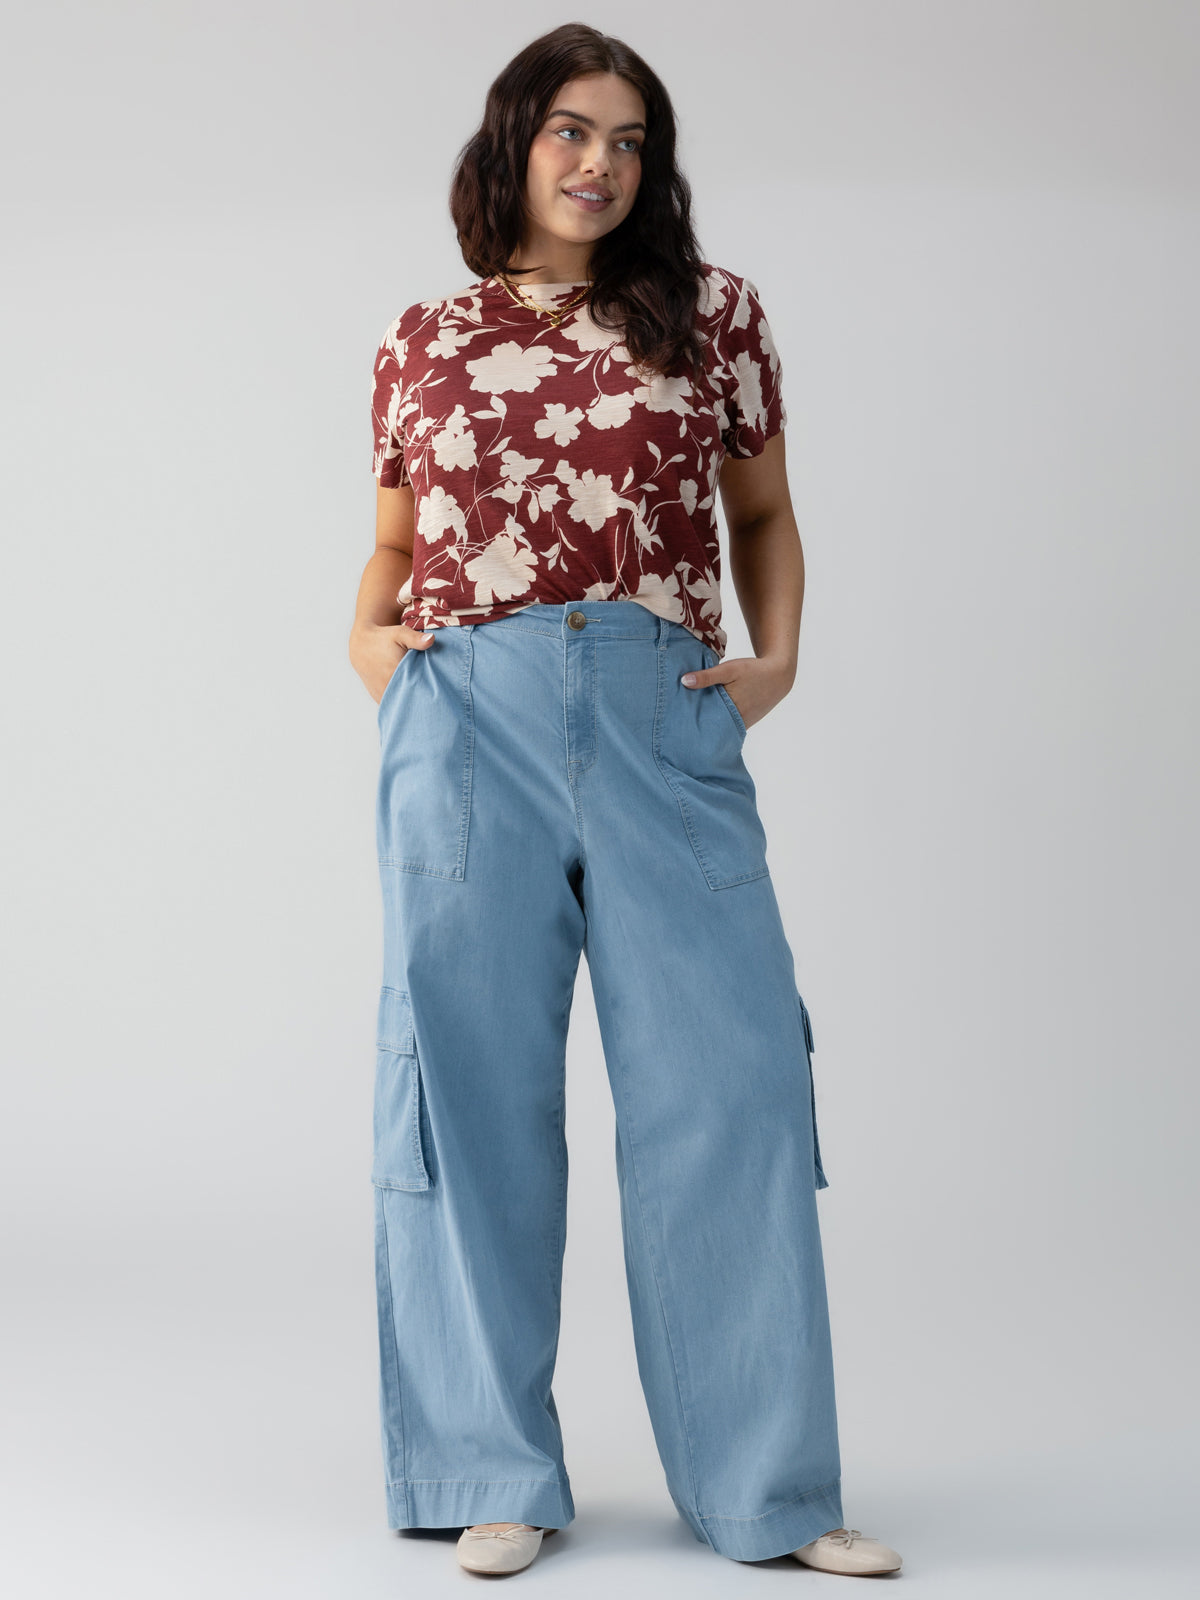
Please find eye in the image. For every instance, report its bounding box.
[553,125,642,155]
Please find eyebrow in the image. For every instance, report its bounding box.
[546,107,647,134]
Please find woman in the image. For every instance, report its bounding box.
[349,22,902,1580]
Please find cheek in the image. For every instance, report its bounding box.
[528,135,569,187]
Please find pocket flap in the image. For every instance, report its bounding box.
[798,992,815,1055]
[372,985,430,1192]
[796,990,827,1190]
[377,985,414,1055]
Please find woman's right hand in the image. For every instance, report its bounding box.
[350,621,434,705]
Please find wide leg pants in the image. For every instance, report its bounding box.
[370,599,841,1561]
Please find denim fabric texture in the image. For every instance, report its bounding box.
[371,599,840,1560]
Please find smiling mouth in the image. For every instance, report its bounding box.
[563,188,613,211]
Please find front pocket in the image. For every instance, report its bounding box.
[797,990,829,1190]
[370,985,432,1190]
[653,642,770,891]
[376,628,475,880]
[702,646,749,740]
[375,646,412,722]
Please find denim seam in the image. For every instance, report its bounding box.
[411,1049,425,1180]
[458,628,475,876]
[565,635,597,773]
[564,637,593,853]
[697,1475,842,1525]
[546,984,571,1317]
[387,1475,572,1487]
[377,1199,411,1522]
[616,1002,703,1522]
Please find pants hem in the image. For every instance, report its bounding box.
[696,1475,844,1561]
[385,1474,575,1531]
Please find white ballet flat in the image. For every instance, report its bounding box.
[791,1525,902,1574]
[456,1522,555,1574]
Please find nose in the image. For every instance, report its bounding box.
[579,139,612,179]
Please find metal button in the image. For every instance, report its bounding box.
[567,610,587,629]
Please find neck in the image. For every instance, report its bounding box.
[502,245,593,286]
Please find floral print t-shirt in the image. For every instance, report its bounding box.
[369,262,785,659]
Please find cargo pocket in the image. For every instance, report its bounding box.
[370,985,432,1191]
[797,990,829,1190]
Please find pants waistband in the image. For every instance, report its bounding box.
[465,600,684,645]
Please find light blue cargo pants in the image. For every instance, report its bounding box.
[370,599,840,1561]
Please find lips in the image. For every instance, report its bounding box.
[563,187,613,212]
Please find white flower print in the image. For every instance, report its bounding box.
[679,478,699,515]
[696,268,728,320]
[560,464,620,532]
[417,483,468,546]
[755,310,780,373]
[630,370,695,418]
[582,578,619,600]
[629,570,686,622]
[493,449,545,505]
[501,449,544,485]
[467,340,558,395]
[465,525,539,605]
[587,391,636,431]
[558,308,618,354]
[375,382,414,480]
[427,323,476,360]
[383,385,418,445]
[730,348,767,436]
[535,403,584,446]
[729,279,757,333]
[685,568,722,625]
[431,405,478,472]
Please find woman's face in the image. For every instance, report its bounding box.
[522,73,646,262]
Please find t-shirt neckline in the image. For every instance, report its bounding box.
[483,274,591,298]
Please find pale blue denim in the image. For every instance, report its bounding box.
[371,599,840,1561]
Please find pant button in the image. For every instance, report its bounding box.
[567,610,587,629]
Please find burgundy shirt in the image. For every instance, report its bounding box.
[370,262,785,659]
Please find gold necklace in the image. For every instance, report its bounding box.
[495,272,591,328]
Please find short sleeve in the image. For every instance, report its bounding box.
[371,320,412,488]
[717,275,787,459]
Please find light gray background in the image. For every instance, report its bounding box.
[3,2,1197,1595]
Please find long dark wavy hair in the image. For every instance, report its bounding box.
[449,22,709,385]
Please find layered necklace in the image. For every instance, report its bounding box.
[494,271,592,329]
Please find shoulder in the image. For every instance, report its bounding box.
[376,277,489,352]
[694,262,772,331]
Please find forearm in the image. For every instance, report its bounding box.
[726,508,805,681]
[352,546,414,633]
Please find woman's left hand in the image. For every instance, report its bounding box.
[680,653,795,731]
